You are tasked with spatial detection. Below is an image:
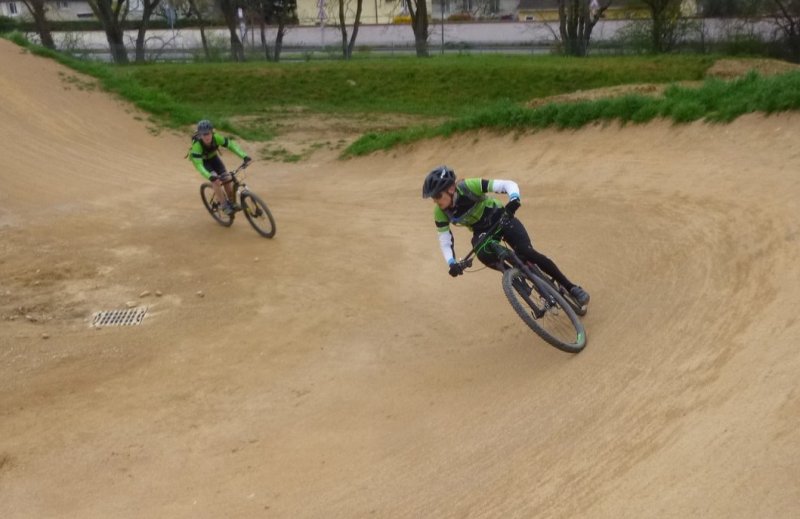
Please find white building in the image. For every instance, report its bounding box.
[0,0,150,21]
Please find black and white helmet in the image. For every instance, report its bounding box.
[422,166,456,199]
[197,119,214,134]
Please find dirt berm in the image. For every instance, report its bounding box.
[1,40,798,517]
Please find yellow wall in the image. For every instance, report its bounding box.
[296,0,416,26]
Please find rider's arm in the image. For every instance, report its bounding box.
[189,141,212,179]
[488,179,521,201]
[216,133,248,160]
[434,207,456,265]
[461,178,520,202]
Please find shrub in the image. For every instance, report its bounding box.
[447,12,473,22]
[0,15,16,33]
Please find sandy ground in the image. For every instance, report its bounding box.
[1,40,799,518]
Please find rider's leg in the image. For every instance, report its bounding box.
[205,157,234,201]
[210,179,227,204]
[204,157,235,211]
[503,218,577,291]
[471,232,504,272]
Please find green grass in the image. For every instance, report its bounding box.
[344,70,800,156]
[6,33,799,158]
[3,33,714,126]
[120,54,713,118]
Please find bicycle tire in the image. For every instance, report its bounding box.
[240,192,276,238]
[502,268,587,353]
[200,183,234,227]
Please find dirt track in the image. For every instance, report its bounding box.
[1,40,799,518]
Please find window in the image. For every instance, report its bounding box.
[58,1,70,8]
[8,2,18,15]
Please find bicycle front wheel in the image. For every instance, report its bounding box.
[240,192,276,238]
[502,268,586,353]
[200,183,233,227]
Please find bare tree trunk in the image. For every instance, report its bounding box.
[188,0,211,60]
[21,0,55,49]
[220,0,245,61]
[347,0,364,58]
[135,0,161,63]
[772,0,800,62]
[336,0,364,59]
[274,22,286,62]
[88,0,130,64]
[405,0,429,57]
[558,0,609,56]
[339,0,349,59]
[642,0,680,53]
[260,17,271,60]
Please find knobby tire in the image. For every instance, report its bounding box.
[200,183,233,227]
[502,268,587,353]
[240,192,276,238]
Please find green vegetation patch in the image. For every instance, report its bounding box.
[8,34,795,160]
[122,55,713,118]
[344,70,800,156]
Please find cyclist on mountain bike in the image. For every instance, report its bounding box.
[188,119,251,216]
[422,165,590,307]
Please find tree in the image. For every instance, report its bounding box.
[186,0,212,60]
[336,0,364,59]
[249,0,296,61]
[641,0,684,52]
[405,0,429,57]
[557,0,612,56]
[87,0,130,64]
[20,0,55,49]
[770,0,800,61]
[219,0,245,61]
[135,0,162,62]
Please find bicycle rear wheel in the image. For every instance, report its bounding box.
[240,192,276,238]
[502,268,586,353]
[200,183,233,227]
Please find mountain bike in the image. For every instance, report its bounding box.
[199,162,276,238]
[455,213,587,353]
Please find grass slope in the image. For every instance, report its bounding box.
[345,70,800,156]
[7,34,798,158]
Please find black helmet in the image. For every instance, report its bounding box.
[197,119,214,134]
[422,166,456,199]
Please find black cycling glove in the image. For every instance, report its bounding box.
[448,263,464,277]
[505,198,521,216]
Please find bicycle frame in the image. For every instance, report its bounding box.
[457,214,552,300]
[220,163,251,197]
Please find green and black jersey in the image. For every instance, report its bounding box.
[434,178,520,265]
[188,132,247,179]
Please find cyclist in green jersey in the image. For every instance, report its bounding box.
[422,165,590,307]
[188,120,251,215]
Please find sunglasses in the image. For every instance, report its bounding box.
[432,191,449,201]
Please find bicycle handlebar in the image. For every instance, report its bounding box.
[229,160,253,176]
[456,211,513,269]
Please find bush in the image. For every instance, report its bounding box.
[4,30,28,46]
[613,20,653,54]
[447,12,473,22]
[0,15,16,33]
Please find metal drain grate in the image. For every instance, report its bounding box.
[91,307,148,327]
